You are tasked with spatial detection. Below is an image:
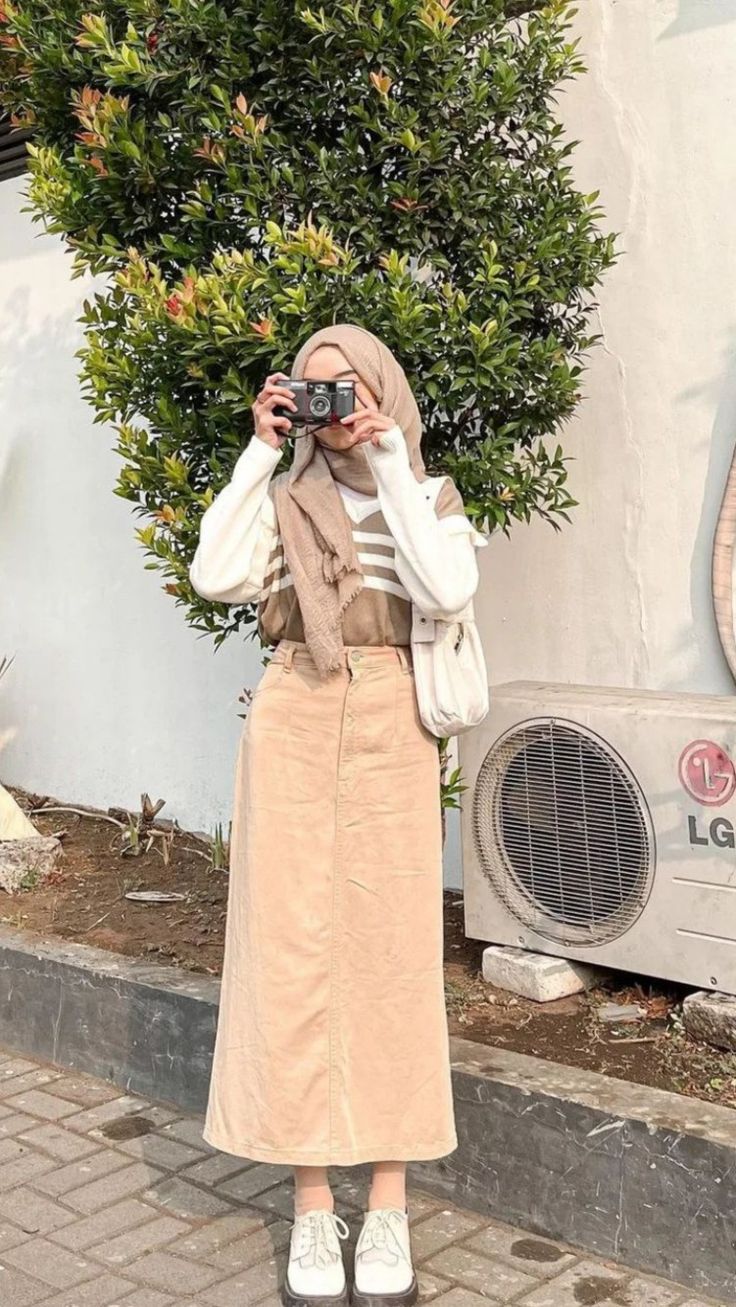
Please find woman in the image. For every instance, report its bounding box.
[189,323,487,1307]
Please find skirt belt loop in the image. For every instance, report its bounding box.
[395,646,410,673]
[283,644,295,672]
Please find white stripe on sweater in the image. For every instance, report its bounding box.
[268,572,410,601]
[353,530,395,547]
[356,550,397,571]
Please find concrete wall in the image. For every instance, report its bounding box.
[476,0,736,698]
[0,178,264,840]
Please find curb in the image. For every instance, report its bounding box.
[0,925,733,1301]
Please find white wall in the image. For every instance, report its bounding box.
[0,179,466,880]
[476,0,736,698]
[0,178,264,838]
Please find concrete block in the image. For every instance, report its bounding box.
[683,990,736,1052]
[0,925,219,1112]
[481,945,601,1002]
[0,836,62,893]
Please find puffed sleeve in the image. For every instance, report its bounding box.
[363,425,489,619]
[189,435,282,604]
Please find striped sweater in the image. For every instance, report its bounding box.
[189,427,489,647]
[258,476,469,647]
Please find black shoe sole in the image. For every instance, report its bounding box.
[282,1275,349,1307]
[350,1274,419,1307]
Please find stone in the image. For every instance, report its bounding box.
[141,1174,233,1219]
[1,1236,99,1289]
[481,945,602,1003]
[217,1162,290,1203]
[517,1260,627,1307]
[596,1003,647,1024]
[90,1215,190,1266]
[163,1210,270,1262]
[179,1152,251,1187]
[125,1250,221,1295]
[431,1293,491,1307]
[202,1222,291,1275]
[0,1187,79,1237]
[464,1227,576,1279]
[116,1132,204,1169]
[410,1210,489,1261]
[197,1252,286,1307]
[40,1275,138,1307]
[425,1245,537,1300]
[0,836,62,893]
[0,1151,56,1190]
[16,1122,100,1162]
[103,1293,174,1307]
[33,1149,129,1198]
[49,1199,159,1251]
[682,990,736,1051]
[0,1264,51,1306]
[4,1087,81,1120]
[418,1272,453,1302]
[64,1162,167,1214]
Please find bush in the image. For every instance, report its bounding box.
[0,0,616,644]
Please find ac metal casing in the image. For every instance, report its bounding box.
[461,681,736,995]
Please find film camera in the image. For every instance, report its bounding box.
[273,379,356,432]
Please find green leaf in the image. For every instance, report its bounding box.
[0,0,615,652]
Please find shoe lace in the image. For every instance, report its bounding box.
[293,1210,350,1270]
[357,1209,410,1267]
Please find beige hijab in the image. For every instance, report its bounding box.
[271,323,428,678]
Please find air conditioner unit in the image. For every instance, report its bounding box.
[461,681,736,996]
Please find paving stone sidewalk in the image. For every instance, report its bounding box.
[0,1047,726,1307]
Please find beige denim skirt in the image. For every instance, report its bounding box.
[202,638,458,1166]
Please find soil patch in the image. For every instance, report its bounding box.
[6,785,736,1110]
[5,786,228,974]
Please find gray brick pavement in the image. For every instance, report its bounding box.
[0,1047,726,1307]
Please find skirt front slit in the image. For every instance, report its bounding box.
[203,639,458,1166]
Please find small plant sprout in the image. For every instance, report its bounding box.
[210,822,230,872]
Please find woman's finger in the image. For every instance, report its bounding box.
[344,414,373,436]
[259,389,297,411]
[339,413,373,433]
[340,409,393,428]
[259,380,295,399]
[257,377,294,402]
[350,425,377,444]
[349,417,391,443]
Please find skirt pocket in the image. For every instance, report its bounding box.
[393,661,439,749]
[251,657,286,699]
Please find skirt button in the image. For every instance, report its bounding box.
[350,651,362,662]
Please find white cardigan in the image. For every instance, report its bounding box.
[189,424,488,623]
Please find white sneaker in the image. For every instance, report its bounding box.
[351,1207,418,1306]
[283,1208,351,1306]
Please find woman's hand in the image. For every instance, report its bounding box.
[339,400,398,447]
[252,372,297,449]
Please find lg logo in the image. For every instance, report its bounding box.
[678,739,736,807]
[679,738,736,851]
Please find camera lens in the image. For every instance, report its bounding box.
[309,393,331,419]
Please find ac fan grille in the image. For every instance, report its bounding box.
[472,719,655,947]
